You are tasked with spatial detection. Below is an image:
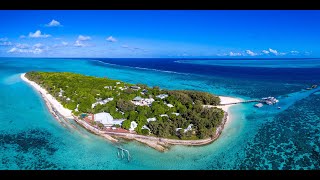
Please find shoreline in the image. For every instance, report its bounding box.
[21,72,241,152]
[21,73,118,143]
[204,96,242,127]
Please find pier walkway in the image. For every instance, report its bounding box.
[219,99,266,106]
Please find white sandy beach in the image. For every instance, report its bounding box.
[20,73,74,119]
[204,96,242,126]
[217,96,242,112]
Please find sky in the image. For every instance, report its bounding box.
[0,10,319,58]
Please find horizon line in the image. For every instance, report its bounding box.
[0,57,319,59]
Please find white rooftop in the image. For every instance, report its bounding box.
[133,96,143,101]
[156,94,168,99]
[94,112,114,126]
[167,104,174,108]
[147,117,157,123]
[129,121,138,131]
[142,125,150,131]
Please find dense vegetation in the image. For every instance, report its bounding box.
[26,71,224,139]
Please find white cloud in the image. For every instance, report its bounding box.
[279,52,286,56]
[229,52,242,56]
[245,50,257,56]
[290,50,299,54]
[217,53,228,56]
[8,47,19,53]
[8,43,46,54]
[46,19,62,27]
[269,48,278,55]
[77,35,91,41]
[106,36,117,42]
[0,41,12,46]
[74,40,86,47]
[304,51,312,55]
[16,43,30,49]
[19,35,26,39]
[8,47,43,54]
[0,37,8,41]
[33,43,44,48]
[121,45,129,48]
[262,50,270,54]
[74,35,91,47]
[0,37,12,46]
[29,30,51,38]
[53,41,69,48]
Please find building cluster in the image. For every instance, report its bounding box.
[156,94,168,99]
[262,96,279,105]
[255,96,279,108]
[176,124,193,134]
[92,98,114,108]
[131,96,155,106]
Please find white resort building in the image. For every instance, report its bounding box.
[58,88,64,97]
[175,124,193,133]
[156,94,168,99]
[131,96,154,106]
[171,112,180,116]
[147,117,157,123]
[94,112,124,127]
[130,86,141,90]
[129,121,138,131]
[166,104,174,108]
[92,98,114,108]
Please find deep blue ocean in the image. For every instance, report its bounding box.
[0,57,319,169]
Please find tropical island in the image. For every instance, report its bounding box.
[21,71,240,151]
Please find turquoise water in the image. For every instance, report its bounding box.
[0,58,319,169]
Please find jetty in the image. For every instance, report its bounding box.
[219,96,279,106]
